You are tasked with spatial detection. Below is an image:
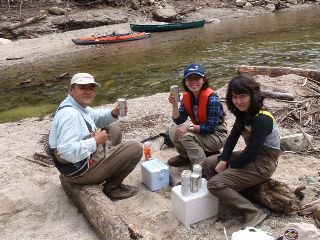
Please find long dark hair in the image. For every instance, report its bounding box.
[181,76,210,93]
[226,75,265,121]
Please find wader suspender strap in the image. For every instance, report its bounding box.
[51,105,93,177]
[255,110,276,123]
[56,105,93,132]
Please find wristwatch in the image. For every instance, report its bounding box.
[188,124,194,132]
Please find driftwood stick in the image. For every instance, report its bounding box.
[56,72,69,79]
[296,125,316,151]
[16,155,52,167]
[276,99,305,104]
[237,65,320,84]
[263,90,294,101]
[302,78,308,86]
[300,94,320,98]
[299,198,320,210]
[298,205,320,215]
[19,0,23,15]
[280,108,299,123]
[17,77,35,86]
[303,116,312,127]
[6,57,24,60]
[306,109,320,115]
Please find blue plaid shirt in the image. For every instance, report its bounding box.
[173,94,225,134]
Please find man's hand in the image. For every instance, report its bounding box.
[94,129,108,145]
[215,161,228,173]
[111,106,120,117]
[174,124,189,140]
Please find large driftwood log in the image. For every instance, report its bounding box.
[60,175,138,240]
[237,65,320,84]
[243,178,303,212]
[0,14,46,38]
[1,14,46,31]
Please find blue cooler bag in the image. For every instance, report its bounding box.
[141,158,169,191]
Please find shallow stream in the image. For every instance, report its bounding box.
[0,6,319,123]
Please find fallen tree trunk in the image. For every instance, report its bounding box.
[0,14,46,31]
[238,65,320,84]
[60,175,139,240]
[242,178,303,212]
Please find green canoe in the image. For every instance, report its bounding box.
[130,20,205,32]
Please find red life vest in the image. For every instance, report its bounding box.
[183,88,214,124]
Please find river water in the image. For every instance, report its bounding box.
[0,6,319,123]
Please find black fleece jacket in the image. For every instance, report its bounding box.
[219,114,273,168]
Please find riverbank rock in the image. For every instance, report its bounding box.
[0,38,12,45]
[153,8,178,22]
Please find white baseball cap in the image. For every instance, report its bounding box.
[276,222,320,240]
[70,73,101,87]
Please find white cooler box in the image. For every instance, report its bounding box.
[141,158,169,191]
[171,178,219,225]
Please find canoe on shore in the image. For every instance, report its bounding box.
[130,20,205,32]
[72,32,151,45]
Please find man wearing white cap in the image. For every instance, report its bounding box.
[49,73,143,200]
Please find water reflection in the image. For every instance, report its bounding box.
[0,6,319,123]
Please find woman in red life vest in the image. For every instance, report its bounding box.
[203,75,281,228]
[167,63,227,167]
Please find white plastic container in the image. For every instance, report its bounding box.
[141,158,170,191]
[171,178,219,225]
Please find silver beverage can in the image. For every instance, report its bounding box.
[181,170,192,196]
[191,172,201,193]
[117,98,126,116]
[192,164,202,189]
[170,85,180,102]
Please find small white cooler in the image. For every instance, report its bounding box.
[171,178,219,225]
[141,158,170,191]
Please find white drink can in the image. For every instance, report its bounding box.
[191,172,201,193]
[192,164,202,189]
[117,98,126,116]
[181,170,192,196]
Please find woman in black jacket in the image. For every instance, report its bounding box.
[203,75,281,228]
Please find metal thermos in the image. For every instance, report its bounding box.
[170,85,180,102]
[117,98,126,116]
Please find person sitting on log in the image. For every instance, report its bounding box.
[203,75,281,228]
[49,73,143,200]
[167,63,227,167]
